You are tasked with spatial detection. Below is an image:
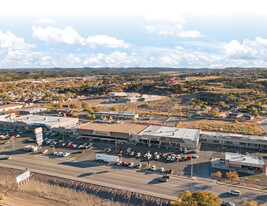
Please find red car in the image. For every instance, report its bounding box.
[52,152,58,155]
[122,161,128,166]
[79,150,84,153]
[163,175,171,179]
[108,140,113,144]
[9,136,15,140]
[118,150,123,154]
[187,155,192,160]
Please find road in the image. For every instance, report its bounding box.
[0,152,266,205]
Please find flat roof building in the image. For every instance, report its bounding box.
[0,104,23,112]
[139,126,200,149]
[19,107,48,114]
[2,115,79,132]
[200,131,267,152]
[92,110,138,119]
[75,122,147,142]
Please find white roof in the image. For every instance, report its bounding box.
[139,126,200,141]
[200,131,267,142]
[225,152,265,167]
[7,115,78,128]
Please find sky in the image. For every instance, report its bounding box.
[1,0,267,68]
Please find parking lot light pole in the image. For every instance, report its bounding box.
[52,145,55,153]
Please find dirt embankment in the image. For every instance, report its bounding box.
[0,167,170,206]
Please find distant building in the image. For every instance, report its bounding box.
[1,115,79,132]
[92,110,138,119]
[0,104,23,112]
[19,107,48,114]
[107,92,162,103]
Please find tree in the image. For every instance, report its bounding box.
[111,106,118,111]
[132,118,137,123]
[226,171,239,183]
[100,116,104,120]
[215,171,222,180]
[109,116,113,120]
[209,107,220,118]
[242,200,263,206]
[70,104,80,109]
[82,102,90,110]
[86,113,93,119]
[251,107,259,117]
[92,114,96,119]
[171,190,221,206]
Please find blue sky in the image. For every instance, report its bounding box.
[1,0,267,68]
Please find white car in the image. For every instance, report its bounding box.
[170,156,176,161]
[128,162,134,168]
[63,152,70,157]
[192,154,198,158]
[228,190,241,196]
[159,167,164,172]
[136,152,141,157]
[151,165,156,171]
[117,161,122,166]
[166,156,171,161]
[221,201,235,206]
[42,149,48,154]
[137,163,142,169]
[57,152,63,156]
[68,160,74,164]
[154,154,160,160]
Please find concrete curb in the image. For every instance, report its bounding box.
[216,180,267,193]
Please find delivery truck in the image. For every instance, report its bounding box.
[96,154,119,162]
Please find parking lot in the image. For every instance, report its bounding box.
[1,127,267,181]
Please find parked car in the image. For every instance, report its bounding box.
[168,169,174,174]
[68,160,74,164]
[151,165,156,171]
[158,177,168,182]
[163,175,171,179]
[187,155,192,160]
[166,155,171,161]
[228,190,241,196]
[79,150,85,153]
[117,161,122,166]
[192,154,198,158]
[42,149,48,154]
[136,152,141,157]
[155,154,160,160]
[5,156,11,160]
[136,163,142,169]
[221,201,235,206]
[159,167,164,172]
[128,162,134,168]
[122,161,128,166]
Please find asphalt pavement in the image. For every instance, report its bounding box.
[0,152,266,205]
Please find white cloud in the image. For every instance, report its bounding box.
[86,35,130,48]
[222,37,267,60]
[0,30,34,50]
[32,26,85,46]
[32,26,131,48]
[36,18,55,24]
[144,14,203,38]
